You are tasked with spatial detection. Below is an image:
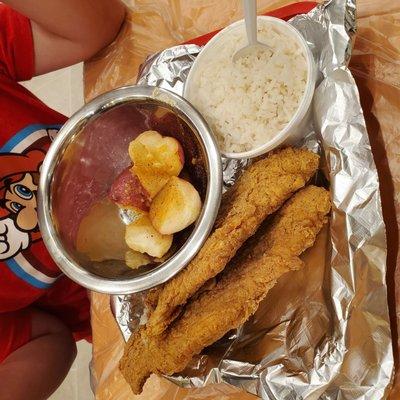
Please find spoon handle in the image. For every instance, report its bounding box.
[243,0,258,46]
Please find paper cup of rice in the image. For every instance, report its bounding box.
[184,16,316,159]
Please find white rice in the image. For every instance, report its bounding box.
[188,20,308,153]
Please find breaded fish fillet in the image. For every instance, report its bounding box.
[144,147,320,336]
[120,186,331,394]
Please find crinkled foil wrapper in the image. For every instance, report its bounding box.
[112,0,394,398]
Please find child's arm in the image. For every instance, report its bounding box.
[2,0,125,76]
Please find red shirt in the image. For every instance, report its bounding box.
[0,5,90,362]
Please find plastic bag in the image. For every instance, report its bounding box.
[349,2,400,398]
[85,0,400,398]
[84,0,302,102]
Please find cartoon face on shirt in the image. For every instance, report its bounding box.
[4,172,39,232]
[0,128,60,261]
[0,150,44,260]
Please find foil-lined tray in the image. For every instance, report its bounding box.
[112,0,394,398]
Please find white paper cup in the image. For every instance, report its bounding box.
[184,16,316,159]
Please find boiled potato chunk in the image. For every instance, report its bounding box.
[125,214,173,258]
[129,131,184,197]
[150,176,202,235]
[125,250,152,270]
[131,168,171,200]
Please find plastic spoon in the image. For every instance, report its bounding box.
[232,0,272,62]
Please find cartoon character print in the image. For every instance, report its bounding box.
[0,128,59,261]
[0,149,43,259]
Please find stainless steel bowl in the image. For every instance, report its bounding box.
[38,85,222,294]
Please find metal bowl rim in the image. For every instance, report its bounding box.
[38,85,222,294]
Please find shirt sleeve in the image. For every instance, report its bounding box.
[0,4,35,81]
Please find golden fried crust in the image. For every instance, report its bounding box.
[143,287,160,313]
[120,186,331,394]
[144,148,320,337]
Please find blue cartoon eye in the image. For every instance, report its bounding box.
[14,184,33,200]
[10,202,23,212]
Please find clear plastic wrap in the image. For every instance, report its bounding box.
[84,0,306,102]
[85,0,400,399]
[349,2,400,397]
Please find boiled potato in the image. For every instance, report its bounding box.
[125,214,173,258]
[150,177,201,235]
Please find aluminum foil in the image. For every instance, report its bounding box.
[113,0,394,398]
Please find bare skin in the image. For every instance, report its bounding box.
[3,0,125,76]
[0,309,77,400]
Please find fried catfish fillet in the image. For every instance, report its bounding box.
[144,147,320,337]
[120,185,331,394]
